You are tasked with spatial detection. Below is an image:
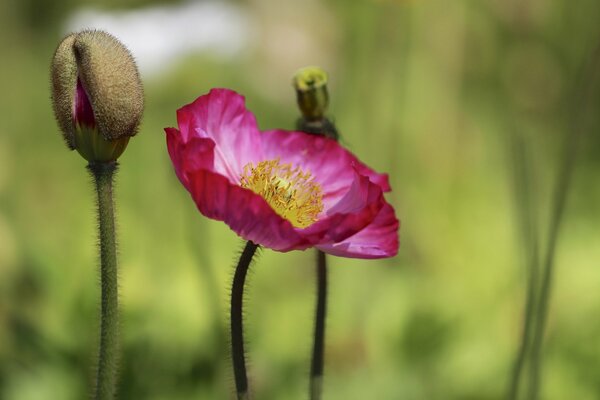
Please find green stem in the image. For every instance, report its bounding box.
[88,161,119,400]
[508,241,540,400]
[507,130,540,400]
[310,250,328,400]
[528,41,600,400]
[231,241,259,399]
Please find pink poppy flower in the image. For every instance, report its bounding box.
[165,89,399,258]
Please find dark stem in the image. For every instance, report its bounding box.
[310,250,328,400]
[296,116,336,400]
[528,41,600,400]
[88,161,119,400]
[231,240,259,399]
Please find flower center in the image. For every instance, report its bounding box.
[240,158,324,228]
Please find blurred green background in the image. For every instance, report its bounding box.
[1,0,600,399]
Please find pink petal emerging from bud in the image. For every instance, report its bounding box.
[74,77,96,129]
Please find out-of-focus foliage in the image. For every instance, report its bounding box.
[0,0,599,399]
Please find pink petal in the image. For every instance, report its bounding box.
[353,160,391,192]
[185,168,316,252]
[259,129,391,246]
[165,88,399,257]
[167,118,387,250]
[316,203,399,259]
[300,171,387,245]
[165,127,216,186]
[261,130,391,211]
[174,89,263,183]
[74,77,96,128]
[326,167,376,215]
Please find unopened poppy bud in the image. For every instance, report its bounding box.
[50,30,143,162]
[292,66,329,121]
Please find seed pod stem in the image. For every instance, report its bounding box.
[292,66,339,400]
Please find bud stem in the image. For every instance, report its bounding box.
[310,250,328,400]
[89,161,120,400]
[231,241,259,399]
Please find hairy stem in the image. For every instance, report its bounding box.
[89,161,119,400]
[231,241,259,399]
[310,250,328,400]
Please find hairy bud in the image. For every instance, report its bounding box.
[50,30,143,162]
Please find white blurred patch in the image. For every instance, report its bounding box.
[65,1,254,77]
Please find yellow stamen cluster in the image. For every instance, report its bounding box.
[240,158,324,228]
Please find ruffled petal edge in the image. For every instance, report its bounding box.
[316,202,399,259]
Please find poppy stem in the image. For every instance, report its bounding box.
[310,250,328,400]
[296,116,337,400]
[231,240,259,399]
[88,161,119,400]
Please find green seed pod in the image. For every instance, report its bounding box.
[50,30,144,162]
[292,66,329,121]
